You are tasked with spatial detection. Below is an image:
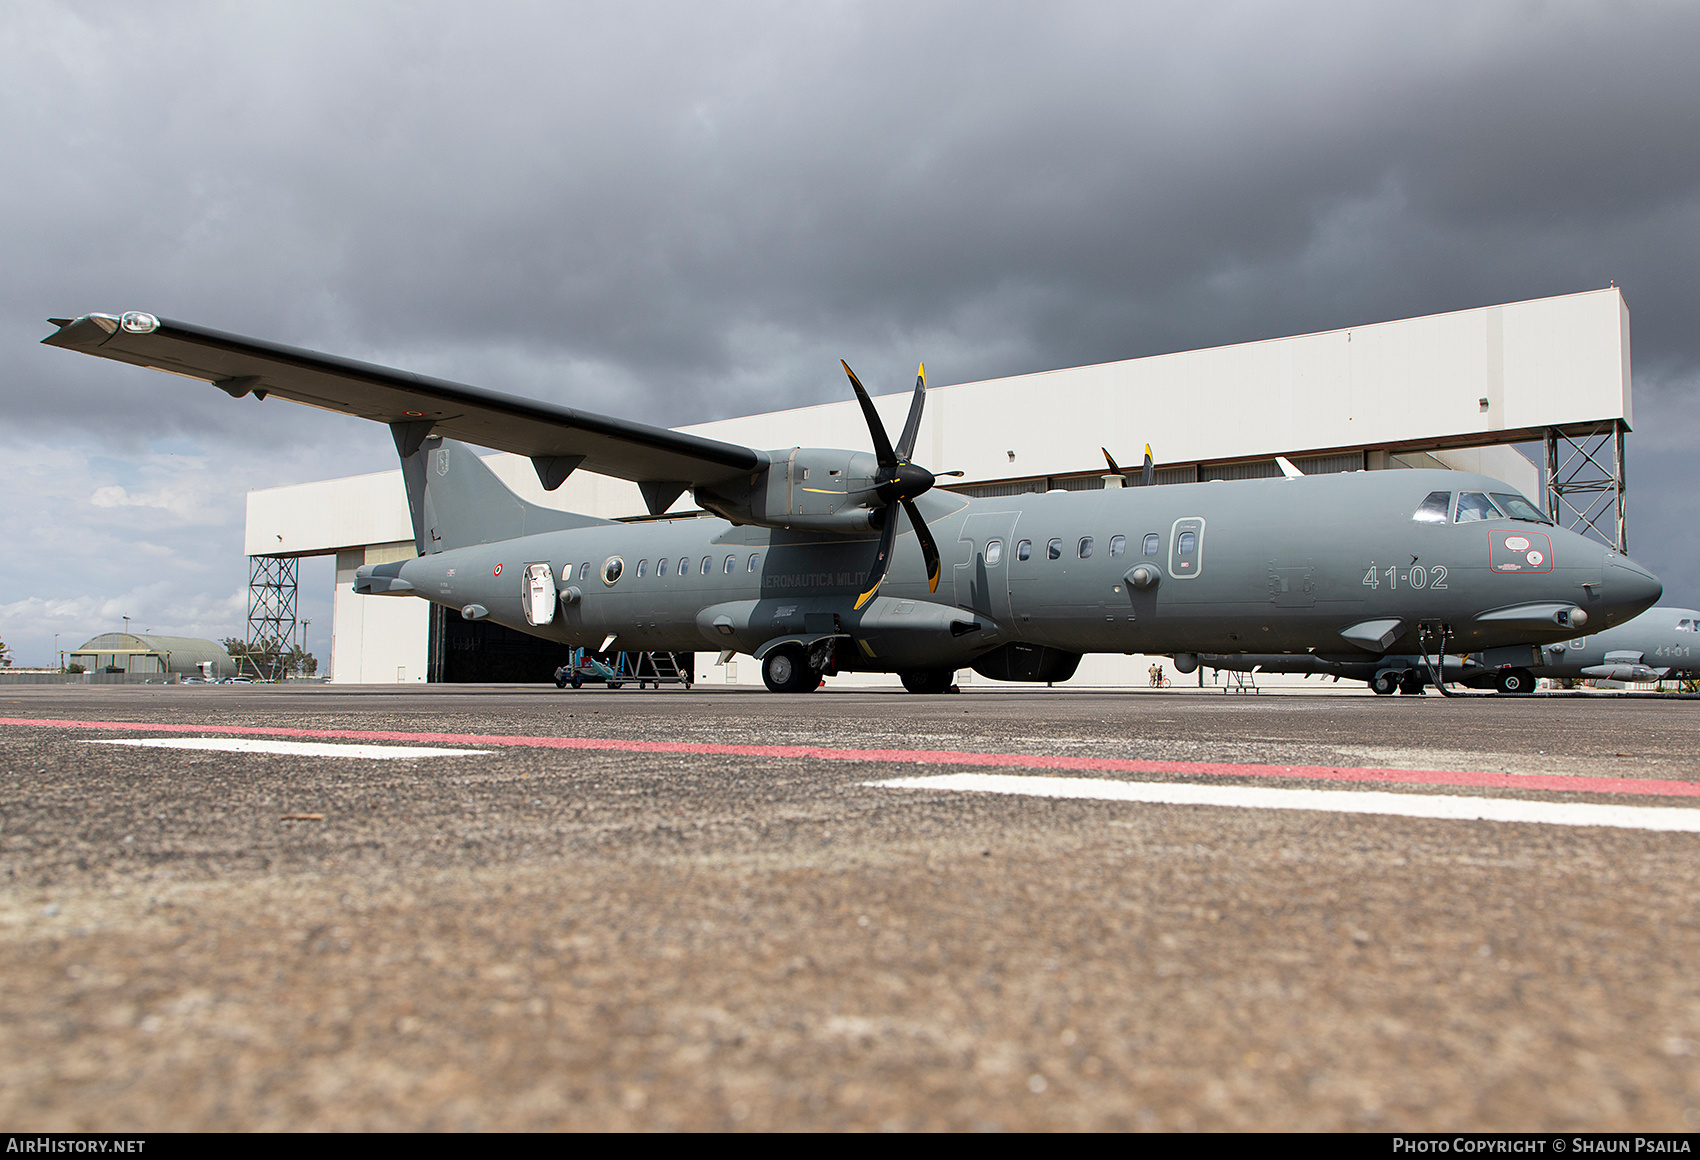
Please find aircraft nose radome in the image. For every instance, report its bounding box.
[1607,555,1663,616]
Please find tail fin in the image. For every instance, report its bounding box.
[396,434,615,554]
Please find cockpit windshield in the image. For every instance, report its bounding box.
[1412,491,1450,523]
[1454,492,1502,523]
[1489,492,1552,524]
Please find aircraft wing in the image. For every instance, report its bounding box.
[42,313,766,497]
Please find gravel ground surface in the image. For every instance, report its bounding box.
[3,684,1699,1131]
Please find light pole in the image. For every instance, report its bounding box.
[54,633,60,672]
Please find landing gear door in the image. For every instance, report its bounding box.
[954,512,1020,620]
[523,562,555,626]
[1169,518,1205,580]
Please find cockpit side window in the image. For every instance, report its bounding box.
[1454,492,1502,523]
[1413,491,1451,524]
[1489,492,1553,524]
[1680,619,1697,633]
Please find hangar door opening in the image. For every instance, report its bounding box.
[428,603,569,683]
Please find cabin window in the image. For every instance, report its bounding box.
[748,553,761,572]
[1078,537,1094,559]
[984,540,1003,566]
[1178,531,1196,555]
[1454,492,1502,523]
[1047,538,1062,561]
[703,556,713,576]
[636,559,648,577]
[1109,535,1126,557]
[1143,533,1159,556]
[579,562,590,581]
[602,557,624,585]
[1412,491,1451,524]
[1016,539,1032,561]
[1490,492,1552,524]
[656,558,669,578]
[724,555,735,574]
[679,556,691,576]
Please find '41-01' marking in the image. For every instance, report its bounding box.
[1363,564,1447,590]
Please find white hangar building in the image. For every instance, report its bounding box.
[244,288,1633,687]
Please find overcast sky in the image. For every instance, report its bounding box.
[3,1,1699,667]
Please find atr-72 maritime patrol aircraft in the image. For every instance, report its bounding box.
[45,311,1663,693]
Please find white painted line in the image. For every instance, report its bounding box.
[869,773,1700,834]
[88,738,489,760]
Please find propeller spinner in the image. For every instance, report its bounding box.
[840,360,944,609]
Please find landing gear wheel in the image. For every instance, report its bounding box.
[1370,671,1399,696]
[1496,668,1535,695]
[899,669,955,694]
[1398,672,1426,696]
[762,646,817,693]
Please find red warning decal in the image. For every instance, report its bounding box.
[1489,530,1553,574]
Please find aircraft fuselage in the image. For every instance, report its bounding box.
[359,465,1660,680]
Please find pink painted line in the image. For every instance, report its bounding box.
[2,715,1696,800]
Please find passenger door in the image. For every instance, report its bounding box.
[523,562,555,626]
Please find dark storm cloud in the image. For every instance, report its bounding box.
[2,0,1699,661]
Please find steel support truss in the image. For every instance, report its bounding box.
[1544,421,1627,553]
[244,555,299,682]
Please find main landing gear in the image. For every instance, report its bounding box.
[1496,668,1536,695]
[899,669,955,695]
[761,646,818,693]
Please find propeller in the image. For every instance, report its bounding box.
[1102,443,1155,487]
[841,360,944,609]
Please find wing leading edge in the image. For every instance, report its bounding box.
[43,313,766,502]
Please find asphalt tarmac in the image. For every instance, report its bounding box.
[3,683,1700,1131]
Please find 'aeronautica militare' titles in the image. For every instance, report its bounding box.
[45,311,1663,693]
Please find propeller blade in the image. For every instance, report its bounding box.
[841,360,897,467]
[1141,443,1154,488]
[936,470,966,477]
[853,503,901,610]
[895,363,926,462]
[902,498,942,593]
[1101,447,1122,475]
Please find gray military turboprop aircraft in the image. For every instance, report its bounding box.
[1199,605,1700,695]
[44,311,1664,693]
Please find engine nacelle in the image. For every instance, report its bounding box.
[695,447,886,534]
